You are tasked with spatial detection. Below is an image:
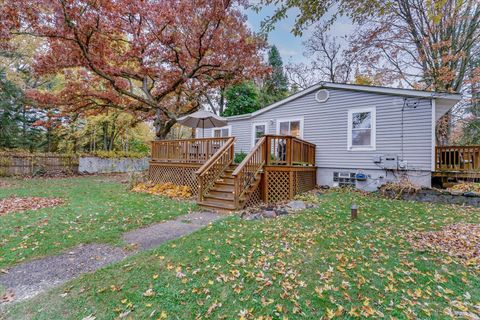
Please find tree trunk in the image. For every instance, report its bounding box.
[102,121,109,150]
[154,108,176,140]
[155,119,176,140]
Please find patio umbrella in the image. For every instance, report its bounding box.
[177,110,227,138]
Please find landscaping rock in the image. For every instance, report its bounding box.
[245,213,261,220]
[379,184,480,208]
[262,210,277,219]
[286,200,307,212]
[306,203,319,209]
[275,208,289,216]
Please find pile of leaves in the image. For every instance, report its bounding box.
[406,223,480,269]
[131,182,192,199]
[379,180,420,199]
[0,196,64,215]
[293,190,321,204]
[448,182,480,194]
[0,180,12,188]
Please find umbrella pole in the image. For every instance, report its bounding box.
[202,120,205,138]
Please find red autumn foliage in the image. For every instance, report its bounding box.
[1,0,268,138]
[0,196,64,215]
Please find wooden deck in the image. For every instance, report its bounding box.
[149,135,316,211]
[434,145,480,180]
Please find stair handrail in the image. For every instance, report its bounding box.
[196,137,235,202]
[232,136,266,208]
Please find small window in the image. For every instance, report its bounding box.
[315,89,329,102]
[213,125,231,137]
[252,122,267,147]
[277,118,303,138]
[348,107,376,150]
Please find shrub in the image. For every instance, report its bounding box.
[234,151,247,164]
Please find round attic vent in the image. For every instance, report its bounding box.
[315,89,329,102]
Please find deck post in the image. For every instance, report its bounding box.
[262,171,268,203]
[265,136,271,166]
[286,137,292,165]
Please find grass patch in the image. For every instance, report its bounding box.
[4,191,480,319]
[0,176,194,269]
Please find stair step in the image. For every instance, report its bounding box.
[208,190,235,198]
[205,193,235,202]
[198,199,237,211]
[215,179,234,186]
[211,185,234,192]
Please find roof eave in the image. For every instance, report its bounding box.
[223,82,462,121]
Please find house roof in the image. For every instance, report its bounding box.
[225,82,463,121]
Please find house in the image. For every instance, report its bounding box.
[197,82,462,191]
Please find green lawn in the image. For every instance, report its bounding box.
[0,176,193,269]
[4,190,480,319]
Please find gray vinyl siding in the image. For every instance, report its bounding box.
[204,88,434,171]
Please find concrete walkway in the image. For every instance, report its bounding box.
[0,211,221,303]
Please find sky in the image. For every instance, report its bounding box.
[245,5,355,64]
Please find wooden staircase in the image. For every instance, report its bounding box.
[197,136,266,213]
[198,164,237,212]
[198,164,263,212]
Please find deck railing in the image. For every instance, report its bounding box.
[196,137,235,202]
[265,135,316,166]
[151,137,230,163]
[435,145,480,172]
[232,136,266,207]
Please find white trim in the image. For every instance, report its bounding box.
[212,125,232,138]
[224,82,461,121]
[251,122,268,148]
[431,99,436,172]
[322,83,461,100]
[347,107,376,151]
[275,117,304,139]
[315,89,330,102]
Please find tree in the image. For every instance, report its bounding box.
[1,0,267,139]
[222,81,261,116]
[303,26,357,83]
[256,0,480,143]
[0,72,24,148]
[285,62,319,91]
[0,35,58,151]
[261,45,289,105]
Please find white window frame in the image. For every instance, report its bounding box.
[347,107,376,151]
[276,117,304,139]
[212,125,232,138]
[251,122,268,147]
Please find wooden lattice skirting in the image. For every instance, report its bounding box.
[244,182,262,207]
[149,162,200,195]
[262,166,316,203]
[149,162,317,207]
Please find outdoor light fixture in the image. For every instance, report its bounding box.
[351,204,358,219]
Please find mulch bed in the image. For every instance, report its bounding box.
[406,223,480,268]
[0,196,64,216]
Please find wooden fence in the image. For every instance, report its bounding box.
[0,152,79,176]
